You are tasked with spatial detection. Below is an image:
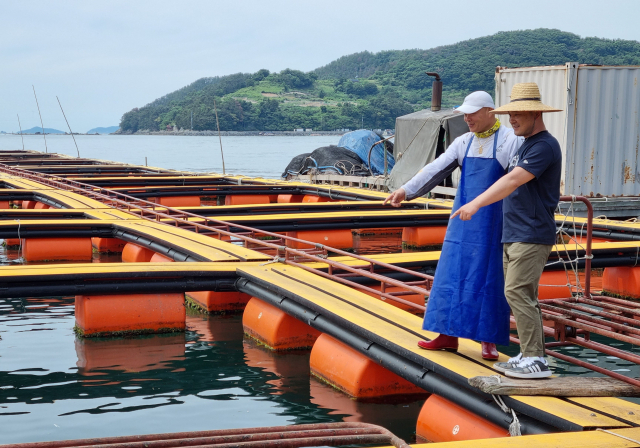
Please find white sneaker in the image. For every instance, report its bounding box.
[505,356,552,379]
[493,353,522,373]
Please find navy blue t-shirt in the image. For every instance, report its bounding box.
[502,131,562,245]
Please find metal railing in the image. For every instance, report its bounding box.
[0,163,432,310]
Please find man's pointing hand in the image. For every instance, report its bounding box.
[451,202,480,221]
[383,188,406,207]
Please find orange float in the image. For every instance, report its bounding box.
[0,200,10,209]
[416,394,508,443]
[242,297,321,350]
[149,252,174,262]
[75,293,186,337]
[402,226,447,248]
[225,195,270,206]
[21,238,92,261]
[302,195,330,203]
[360,284,425,313]
[155,196,201,207]
[277,194,305,203]
[121,242,155,262]
[3,238,20,246]
[310,334,426,398]
[34,202,51,209]
[22,200,37,209]
[603,267,640,299]
[91,237,127,253]
[286,229,353,249]
[186,291,251,313]
[538,271,573,300]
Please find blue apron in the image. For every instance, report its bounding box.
[423,130,510,345]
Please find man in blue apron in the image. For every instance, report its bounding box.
[385,91,522,360]
[451,82,562,378]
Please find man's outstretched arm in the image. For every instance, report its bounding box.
[451,167,534,220]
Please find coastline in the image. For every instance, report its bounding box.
[115,130,349,137]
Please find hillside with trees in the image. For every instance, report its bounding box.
[119,29,640,133]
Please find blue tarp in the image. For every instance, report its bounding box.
[337,130,395,175]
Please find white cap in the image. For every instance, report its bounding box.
[455,91,495,114]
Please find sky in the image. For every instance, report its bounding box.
[1,0,639,133]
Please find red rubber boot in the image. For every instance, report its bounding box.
[417,334,459,352]
[481,342,499,360]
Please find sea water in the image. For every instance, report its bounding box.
[0,134,341,178]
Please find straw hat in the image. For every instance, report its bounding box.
[491,82,562,114]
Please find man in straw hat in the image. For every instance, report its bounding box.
[452,82,562,379]
[384,91,522,360]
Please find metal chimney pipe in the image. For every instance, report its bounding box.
[426,72,442,111]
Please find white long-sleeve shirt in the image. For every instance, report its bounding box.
[401,125,524,200]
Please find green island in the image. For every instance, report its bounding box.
[119,29,640,133]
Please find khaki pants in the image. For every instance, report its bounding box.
[503,242,553,358]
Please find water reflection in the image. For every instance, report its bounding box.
[0,297,421,444]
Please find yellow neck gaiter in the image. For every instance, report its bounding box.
[475,119,501,138]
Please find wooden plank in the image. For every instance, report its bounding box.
[469,375,640,397]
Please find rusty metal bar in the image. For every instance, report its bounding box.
[0,163,431,309]
[0,423,410,448]
[558,195,593,298]
[511,335,640,388]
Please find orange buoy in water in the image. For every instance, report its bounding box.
[91,237,127,253]
[155,196,201,207]
[149,252,174,262]
[3,238,20,246]
[22,200,37,209]
[310,334,426,398]
[286,230,353,249]
[121,243,155,262]
[225,195,270,206]
[603,267,640,299]
[242,297,321,350]
[0,201,10,209]
[34,202,51,209]
[402,226,447,248]
[186,291,251,313]
[21,238,92,261]
[416,394,508,443]
[75,293,186,337]
[277,194,305,203]
[302,195,330,203]
[538,271,573,300]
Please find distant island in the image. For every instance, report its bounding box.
[17,127,65,134]
[117,28,640,134]
[86,126,119,134]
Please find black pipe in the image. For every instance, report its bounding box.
[235,278,563,434]
[219,219,450,233]
[0,229,114,238]
[112,229,203,262]
[0,278,237,299]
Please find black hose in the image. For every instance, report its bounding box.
[235,278,566,434]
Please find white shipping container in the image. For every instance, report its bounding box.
[495,63,640,197]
